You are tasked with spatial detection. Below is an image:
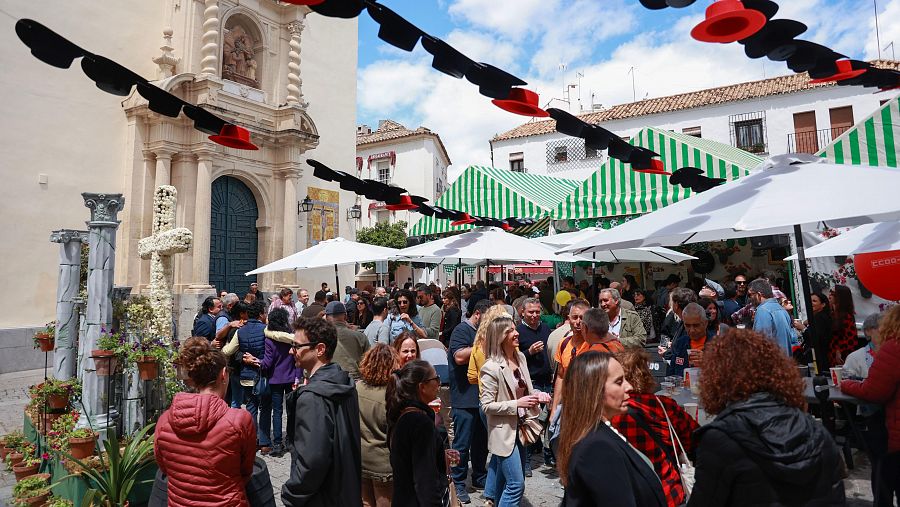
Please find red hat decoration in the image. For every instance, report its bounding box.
[691,0,767,43]
[209,124,258,151]
[808,59,868,84]
[491,88,549,117]
[631,159,672,175]
[385,195,419,211]
[450,213,477,226]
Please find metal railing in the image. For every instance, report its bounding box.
[786,127,850,154]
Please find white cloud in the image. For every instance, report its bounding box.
[447,0,553,41]
[444,30,520,70]
[357,59,436,113]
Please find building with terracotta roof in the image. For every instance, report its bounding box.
[355,119,451,232]
[491,60,900,181]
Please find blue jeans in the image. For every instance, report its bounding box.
[450,407,488,488]
[229,375,244,408]
[486,440,525,506]
[258,383,289,447]
[241,385,260,441]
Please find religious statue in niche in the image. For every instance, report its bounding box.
[222,24,259,88]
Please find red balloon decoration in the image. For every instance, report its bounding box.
[854,250,900,301]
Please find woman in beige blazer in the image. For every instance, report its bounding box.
[479,315,552,506]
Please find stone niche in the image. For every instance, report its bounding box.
[222,15,263,89]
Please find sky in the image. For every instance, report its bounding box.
[356,0,900,181]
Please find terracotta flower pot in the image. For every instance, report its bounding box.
[7,451,24,467]
[68,433,98,459]
[47,392,69,410]
[35,337,54,352]
[17,491,48,507]
[137,357,159,381]
[91,349,118,376]
[40,413,61,435]
[12,462,38,481]
[0,446,13,460]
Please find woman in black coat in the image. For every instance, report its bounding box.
[557,351,666,507]
[688,329,846,506]
[387,359,453,506]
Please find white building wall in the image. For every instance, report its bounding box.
[492,85,891,181]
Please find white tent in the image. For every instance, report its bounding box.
[538,229,696,264]
[559,155,900,254]
[395,227,587,265]
[785,222,900,259]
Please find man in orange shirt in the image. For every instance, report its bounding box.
[551,298,590,417]
[581,308,624,354]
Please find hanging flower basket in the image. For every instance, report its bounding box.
[47,392,69,410]
[35,335,54,352]
[91,350,118,376]
[12,461,38,481]
[68,432,98,459]
[136,356,160,381]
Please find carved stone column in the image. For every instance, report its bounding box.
[154,151,173,189]
[286,20,306,106]
[200,0,220,76]
[80,193,125,435]
[50,229,88,380]
[190,153,214,290]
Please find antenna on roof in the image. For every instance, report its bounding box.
[627,66,637,103]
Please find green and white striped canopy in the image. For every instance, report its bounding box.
[819,94,900,167]
[409,165,579,237]
[552,127,763,220]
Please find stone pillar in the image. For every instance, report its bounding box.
[81,193,125,435]
[281,172,298,285]
[286,20,306,106]
[182,154,216,340]
[200,0,220,76]
[50,229,88,380]
[73,296,87,382]
[154,152,172,189]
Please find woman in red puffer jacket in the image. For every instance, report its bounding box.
[841,305,900,506]
[155,337,257,506]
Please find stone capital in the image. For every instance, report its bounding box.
[82,193,125,225]
[50,229,88,244]
[288,19,305,36]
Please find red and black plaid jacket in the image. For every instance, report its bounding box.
[830,313,857,366]
[611,393,699,507]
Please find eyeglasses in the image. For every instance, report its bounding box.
[423,375,440,384]
[398,300,410,305]
[512,369,528,390]
[357,301,366,306]
[290,342,317,350]
[736,281,747,285]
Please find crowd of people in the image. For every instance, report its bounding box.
[151,270,900,506]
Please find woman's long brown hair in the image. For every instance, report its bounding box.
[556,351,614,487]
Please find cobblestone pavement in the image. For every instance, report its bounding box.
[0,369,875,506]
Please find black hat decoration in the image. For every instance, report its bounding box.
[309,0,366,19]
[15,18,85,69]
[81,53,147,96]
[739,19,806,60]
[670,167,726,192]
[465,62,527,100]
[367,2,423,52]
[421,35,474,79]
[137,82,187,118]
[307,159,342,182]
[184,105,228,136]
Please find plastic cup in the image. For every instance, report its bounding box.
[684,402,699,421]
[428,398,442,413]
[660,382,675,395]
[830,367,843,386]
[797,365,809,378]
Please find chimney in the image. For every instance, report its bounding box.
[357,124,372,135]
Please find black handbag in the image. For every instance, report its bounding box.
[150,457,275,507]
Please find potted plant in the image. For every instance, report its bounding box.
[1,431,25,460]
[127,338,168,381]
[57,424,156,507]
[33,377,80,410]
[12,453,41,481]
[67,427,99,460]
[93,328,126,376]
[12,473,50,506]
[45,497,74,507]
[33,321,56,352]
[5,442,34,471]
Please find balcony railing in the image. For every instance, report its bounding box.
[786,127,850,154]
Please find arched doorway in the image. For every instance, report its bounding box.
[210,176,258,295]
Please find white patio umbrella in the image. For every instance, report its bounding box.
[784,222,900,259]
[538,229,696,264]
[394,227,587,265]
[245,237,399,289]
[558,155,900,254]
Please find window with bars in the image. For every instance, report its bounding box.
[509,153,525,172]
[729,111,767,154]
[545,137,606,173]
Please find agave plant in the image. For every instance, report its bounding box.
[54,424,156,507]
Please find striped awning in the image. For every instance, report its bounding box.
[819,94,899,167]
[552,127,763,220]
[409,165,578,237]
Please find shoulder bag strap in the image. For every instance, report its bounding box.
[655,395,688,466]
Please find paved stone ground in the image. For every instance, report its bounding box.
[0,369,876,506]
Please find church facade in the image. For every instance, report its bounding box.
[0,1,359,370]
